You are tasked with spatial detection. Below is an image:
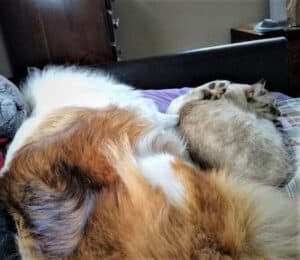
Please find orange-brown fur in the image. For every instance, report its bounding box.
[0,106,299,259]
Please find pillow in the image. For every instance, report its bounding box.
[276,98,300,195]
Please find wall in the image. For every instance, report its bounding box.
[113,0,269,60]
[0,0,269,77]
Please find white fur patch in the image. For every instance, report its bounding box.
[135,126,187,159]
[137,154,185,206]
[22,66,177,129]
[167,95,187,114]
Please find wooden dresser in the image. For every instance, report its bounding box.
[231,24,300,96]
[0,0,119,78]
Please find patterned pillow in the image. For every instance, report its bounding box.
[277,98,300,195]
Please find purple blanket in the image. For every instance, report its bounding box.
[142,88,291,113]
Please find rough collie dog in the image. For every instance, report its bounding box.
[0,66,298,259]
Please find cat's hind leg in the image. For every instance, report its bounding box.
[205,80,228,100]
[167,80,229,114]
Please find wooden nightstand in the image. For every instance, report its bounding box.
[231,24,300,96]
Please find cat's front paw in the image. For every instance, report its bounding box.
[255,103,281,120]
[206,80,228,100]
[251,94,281,120]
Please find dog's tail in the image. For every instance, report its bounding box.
[207,171,300,259]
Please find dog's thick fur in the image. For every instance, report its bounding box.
[0,67,299,259]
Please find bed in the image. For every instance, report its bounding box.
[99,36,299,196]
[140,88,300,195]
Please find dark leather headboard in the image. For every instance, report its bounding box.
[99,37,292,96]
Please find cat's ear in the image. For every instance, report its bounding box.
[246,79,266,98]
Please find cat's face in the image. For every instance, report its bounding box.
[225,80,280,120]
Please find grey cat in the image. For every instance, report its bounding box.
[167,80,293,187]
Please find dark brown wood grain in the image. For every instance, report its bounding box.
[0,0,117,77]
